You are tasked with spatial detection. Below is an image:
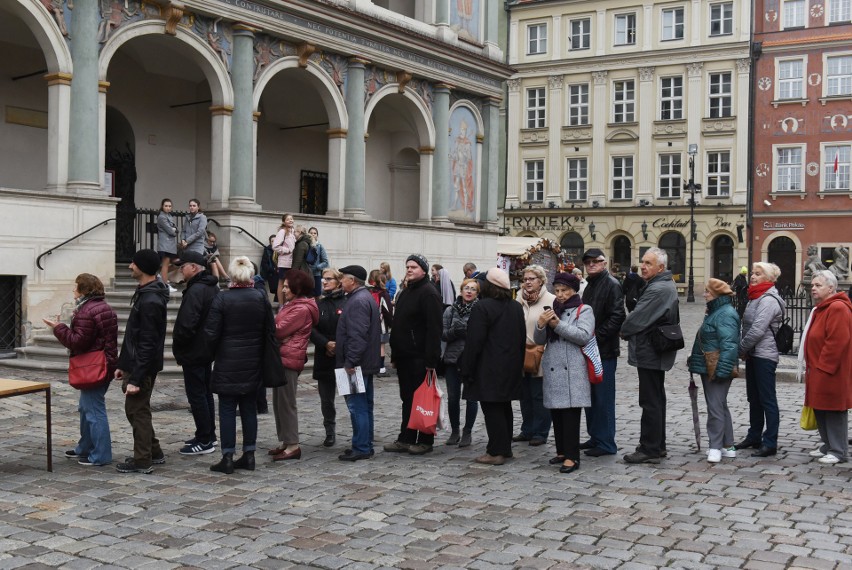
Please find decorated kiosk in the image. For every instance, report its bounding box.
[496,237,565,293]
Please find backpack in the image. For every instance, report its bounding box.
[305,245,318,265]
[768,295,794,354]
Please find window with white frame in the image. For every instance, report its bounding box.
[527,23,547,55]
[567,158,588,201]
[660,76,684,120]
[709,2,733,35]
[570,18,591,50]
[525,160,545,201]
[526,87,546,128]
[778,59,804,99]
[707,152,731,196]
[615,13,637,45]
[826,55,852,96]
[662,7,685,40]
[708,72,732,118]
[776,147,803,191]
[568,84,590,126]
[659,154,682,198]
[782,0,806,28]
[612,156,634,200]
[829,0,852,23]
[824,145,851,190]
[613,80,635,123]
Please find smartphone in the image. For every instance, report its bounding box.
[543,306,551,311]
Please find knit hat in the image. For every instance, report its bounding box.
[339,264,367,281]
[481,268,510,290]
[740,266,748,274]
[132,249,161,276]
[553,272,581,292]
[707,278,734,298]
[406,253,429,273]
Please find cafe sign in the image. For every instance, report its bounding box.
[508,215,586,231]
[763,221,804,230]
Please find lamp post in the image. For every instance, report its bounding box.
[685,144,701,303]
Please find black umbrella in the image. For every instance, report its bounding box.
[689,374,701,451]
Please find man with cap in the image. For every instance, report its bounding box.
[115,249,170,473]
[172,250,220,456]
[387,253,444,455]
[733,266,748,318]
[580,248,625,457]
[335,265,382,461]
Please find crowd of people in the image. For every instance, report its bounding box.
[44,205,852,474]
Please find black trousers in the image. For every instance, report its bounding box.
[637,367,667,456]
[551,408,582,461]
[396,358,433,445]
[480,401,513,457]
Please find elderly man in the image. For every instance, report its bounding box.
[172,250,220,456]
[620,247,681,464]
[387,253,444,455]
[463,262,478,279]
[336,265,382,462]
[580,249,625,457]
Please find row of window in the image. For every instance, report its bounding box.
[781,0,852,29]
[776,55,852,99]
[775,144,852,192]
[526,74,731,128]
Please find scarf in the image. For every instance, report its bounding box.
[796,307,817,383]
[747,281,773,300]
[228,281,255,289]
[548,294,583,343]
[452,295,478,318]
[522,286,541,305]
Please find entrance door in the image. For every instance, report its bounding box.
[106,107,137,262]
[611,235,631,274]
[560,231,584,267]
[659,231,686,283]
[712,235,734,283]
[767,236,796,294]
[300,170,328,215]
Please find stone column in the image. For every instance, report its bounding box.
[686,62,703,158]
[595,9,606,57]
[44,73,72,192]
[483,0,502,59]
[483,97,501,226]
[551,16,562,62]
[591,71,608,202]
[67,0,101,194]
[229,25,260,209]
[326,128,347,216]
[432,83,451,224]
[435,0,457,43]
[344,57,368,218]
[735,58,750,199]
[418,147,434,221]
[638,67,655,202]
[642,3,653,50]
[209,105,233,205]
[505,78,522,208]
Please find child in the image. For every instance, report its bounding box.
[205,231,230,280]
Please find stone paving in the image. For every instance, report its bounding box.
[1,300,851,569]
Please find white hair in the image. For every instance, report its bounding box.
[645,247,668,269]
[812,270,838,291]
[228,256,255,284]
[752,261,781,282]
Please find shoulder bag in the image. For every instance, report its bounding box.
[69,350,108,390]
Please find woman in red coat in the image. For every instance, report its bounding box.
[803,270,852,465]
[270,269,318,461]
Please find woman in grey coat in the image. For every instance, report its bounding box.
[534,272,595,474]
[441,277,480,447]
[156,198,178,292]
[181,198,207,256]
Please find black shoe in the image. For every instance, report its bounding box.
[623,451,661,464]
[579,440,594,450]
[529,438,546,447]
[512,434,531,442]
[124,453,165,465]
[584,447,615,457]
[64,449,82,459]
[234,451,255,471]
[343,448,375,458]
[548,455,565,465]
[751,446,777,457]
[257,404,269,415]
[115,460,154,474]
[733,439,761,450]
[323,434,336,448]
[339,451,372,461]
[210,452,235,474]
[560,460,580,474]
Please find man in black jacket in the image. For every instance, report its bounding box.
[387,253,443,455]
[115,249,170,474]
[580,249,626,457]
[172,251,220,456]
[622,265,643,313]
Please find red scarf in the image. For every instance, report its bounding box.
[747,281,773,300]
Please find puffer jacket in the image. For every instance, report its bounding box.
[687,295,740,380]
[441,297,476,364]
[311,288,347,382]
[276,296,319,372]
[53,296,119,388]
[156,211,177,254]
[620,270,680,371]
[116,280,169,386]
[581,270,626,359]
[533,302,594,409]
[181,212,207,255]
[291,234,313,276]
[203,286,270,396]
[739,287,784,362]
[172,271,219,366]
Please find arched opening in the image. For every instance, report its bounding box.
[560,231,584,266]
[659,231,686,283]
[389,148,421,222]
[767,236,797,294]
[712,234,734,283]
[611,235,632,275]
[106,107,137,262]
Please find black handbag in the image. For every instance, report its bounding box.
[650,324,685,353]
[261,303,286,388]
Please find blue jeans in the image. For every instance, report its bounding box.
[76,383,112,465]
[744,356,779,449]
[183,364,217,444]
[345,375,374,454]
[584,359,617,454]
[444,365,478,433]
[218,393,258,454]
[519,375,551,441]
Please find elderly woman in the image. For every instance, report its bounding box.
[534,273,594,474]
[687,279,741,463]
[44,274,118,467]
[802,270,852,465]
[271,269,319,461]
[514,264,556,446]
[736,262,785,457]
[203,257,270,474]
[310,267,346,447]
[460,269,526,465]
[442,277,480,447]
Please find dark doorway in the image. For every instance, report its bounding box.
[560,231,584,267]
[659,231,686,283]
[767,236,797,294]
[611,235,632,275]
[0,276,23,352]
[712,235,734,283]
[106,106,137,262]
[300,170,328,215]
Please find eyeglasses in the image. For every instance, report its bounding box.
[462,286,478,292]
[522,277,539,282]
[583,259,606,265]
[321,277,337,281]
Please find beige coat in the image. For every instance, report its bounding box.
[517,288,556,377]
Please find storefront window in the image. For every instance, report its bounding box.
[611,235,632,275]
[560,231,584,266]
[659,231,686,283]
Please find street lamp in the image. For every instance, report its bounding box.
[685,144,701,303]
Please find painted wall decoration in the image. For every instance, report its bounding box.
[450,0,480,43]
[448,106,478,221]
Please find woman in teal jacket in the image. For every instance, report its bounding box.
[688,278,741,464]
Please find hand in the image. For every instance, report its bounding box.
[125,384,140,395]
[181,240,187,247]
[537,310,553,328]
[114,369,124,380]
[42,318,58,329]
[345,367,355,375]
[325,341,336,356]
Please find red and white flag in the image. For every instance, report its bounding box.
[835,150,840,174]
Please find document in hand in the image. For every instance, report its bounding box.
[335,366,366,396]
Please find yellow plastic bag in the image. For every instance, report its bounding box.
[800,405,817,431]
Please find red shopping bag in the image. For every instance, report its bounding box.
[407,370,441,435]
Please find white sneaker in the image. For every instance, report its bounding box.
[818,453,840,464]
[721,446,737,458]
[707,449,722,463]
[167,284,178,294]
[379,367,387,374]
[809,447,825,458]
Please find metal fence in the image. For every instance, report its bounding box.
[132,208,189,252]
[779,284,813,351]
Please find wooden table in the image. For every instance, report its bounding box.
[0,379,52,472]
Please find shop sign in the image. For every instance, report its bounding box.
[762,221,805,231]
[508,215,586,231]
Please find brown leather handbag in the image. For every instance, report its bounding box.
[524,343,544,375]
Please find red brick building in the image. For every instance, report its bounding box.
[751,0,851,293]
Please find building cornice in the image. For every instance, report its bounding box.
[759,32,852,52]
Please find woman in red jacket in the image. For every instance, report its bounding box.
[43,274,118,467]
[270,269,319,461]
[803,270,852,465]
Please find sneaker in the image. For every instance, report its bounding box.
[78,457,107,466]
[408,444,434,455]
[707,449,722,463]
[383,441,411,453]
[722,446,737,458]
[184,437,219,446]
[115,460,154,474]
[809,447,826,458]
[64,449,81,459]
[818,453,841,464]
[179,441,216,455]
[167,284,178,294]
[125,454,166,465]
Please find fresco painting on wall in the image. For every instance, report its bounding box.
[448,106,477,222]
[450,0,480,43]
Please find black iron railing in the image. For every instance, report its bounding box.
[207,218,266,247]
[36,218,116,270]
[779,284,814,351]
[132,209,189,253]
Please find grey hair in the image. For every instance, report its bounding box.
[812,270,838,291]
[752,261,781,282]
[645,247,668,269]
[228,256,255,284]
[522,264,547,283]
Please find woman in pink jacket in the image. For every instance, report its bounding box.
[270,269,319,461]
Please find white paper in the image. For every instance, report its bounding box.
[335,366,366,396]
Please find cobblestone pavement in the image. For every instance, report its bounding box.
[1,301,850,569]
